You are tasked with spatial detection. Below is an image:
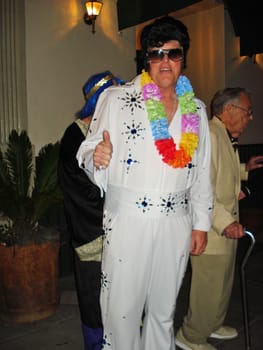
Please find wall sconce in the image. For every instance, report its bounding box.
[84,1,103,34]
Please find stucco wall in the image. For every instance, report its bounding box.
[180,5,263,144]
[25,0,136,152]
[25,0,263,150]
[180,5,225,113]
[224,10,263,144]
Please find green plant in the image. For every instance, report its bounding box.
[0,129,62,245]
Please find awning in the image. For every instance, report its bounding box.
[117,0,202,30]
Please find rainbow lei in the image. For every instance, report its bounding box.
[141,70,200,168]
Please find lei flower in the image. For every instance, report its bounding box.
[141,70,200,168]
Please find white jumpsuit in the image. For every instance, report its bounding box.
[77,74,213,350]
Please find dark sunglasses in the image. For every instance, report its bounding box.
[146,48,184,63]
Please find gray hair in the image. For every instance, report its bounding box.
[210,87,250,118]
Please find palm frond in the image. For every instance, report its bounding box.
[0,148,14,202]
[31,189,63,223]
[0,130,63,245]
[0,131,32,218]
[32,141,62,222]
[33,142,60,195]
[5,130,33,198]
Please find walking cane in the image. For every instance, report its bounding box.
[240,229,256,350]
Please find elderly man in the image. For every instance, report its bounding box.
[176,87,263,350]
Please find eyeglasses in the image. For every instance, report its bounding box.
[231,104,253,117]
[146,48,184,63]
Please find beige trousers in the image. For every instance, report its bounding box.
[181,253,236,344]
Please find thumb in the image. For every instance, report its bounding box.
[103,130,111,144]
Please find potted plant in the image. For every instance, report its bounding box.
[0,129,63,323]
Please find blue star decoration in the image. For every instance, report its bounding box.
[121,120,146,144]
[101,333,112,348]
[158,194,177,214]
[118,90,144,114]
[103,215,112,246]
[136,196,153,213]
[101,270,110,290]
[186,161,196,177]
[158,193,188,215]
[120,149,140,174]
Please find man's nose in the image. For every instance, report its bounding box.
[163,53,169,62]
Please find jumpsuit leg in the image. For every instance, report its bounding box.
[142,215,191,350]
[101,212,191,350]
[101,213,151,349]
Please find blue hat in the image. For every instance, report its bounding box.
[77,70,124,119]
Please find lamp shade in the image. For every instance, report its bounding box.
[85,1,103,17]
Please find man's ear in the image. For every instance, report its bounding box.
[220,103,232,124]
[224,103,232,114]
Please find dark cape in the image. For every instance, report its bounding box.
[58,121,104,327]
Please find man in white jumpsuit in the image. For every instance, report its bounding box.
[77,16,213,350]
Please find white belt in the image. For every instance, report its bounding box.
[105,185,189,218]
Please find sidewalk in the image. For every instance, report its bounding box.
[175,234,263,350]
[0,274,83,350]
[1,235,263,350]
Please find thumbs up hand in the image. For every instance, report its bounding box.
[93,130,113,170]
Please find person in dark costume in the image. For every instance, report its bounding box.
[58,71,124,350]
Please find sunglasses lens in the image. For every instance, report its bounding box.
[146,48,183,63]
[146,51,164,63]
[168,48,183,62]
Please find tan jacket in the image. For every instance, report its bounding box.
[205,117,248,255]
